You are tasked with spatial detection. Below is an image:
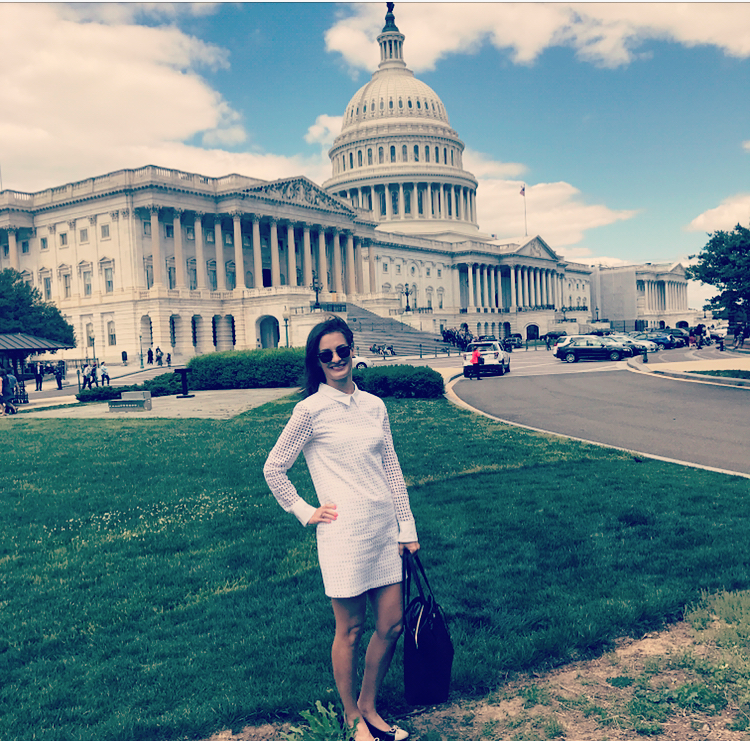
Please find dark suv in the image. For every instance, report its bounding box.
[554,336,632,363]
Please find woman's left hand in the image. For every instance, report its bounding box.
[399,541,420,557]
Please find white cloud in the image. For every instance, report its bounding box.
[325,3,750,71]
[305,115,344,147]
[686,194,750,233]
[476,177,636,248]
[744,141,750,152]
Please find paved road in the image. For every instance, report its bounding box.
[452,349,750,476]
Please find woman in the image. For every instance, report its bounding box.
[264,316,418,741]
[470,345,482,380]
[0,369,15,417]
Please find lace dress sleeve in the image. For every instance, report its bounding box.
[263,405,317,526]
[381,409,418,542]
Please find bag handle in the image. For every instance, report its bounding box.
[402,550,434,612]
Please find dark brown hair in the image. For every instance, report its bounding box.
[304,315,354,397]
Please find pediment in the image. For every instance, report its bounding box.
[242,176,354,215]
[517,237,559,261]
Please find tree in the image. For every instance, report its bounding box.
[686,224,750,322]
[0,269,76,346]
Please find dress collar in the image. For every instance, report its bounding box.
[317,382,360,406]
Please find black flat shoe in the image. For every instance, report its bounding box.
[363,718,409,741]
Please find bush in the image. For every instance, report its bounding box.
[187,349,305,390]
[353,365,444,398]
[75,373,183,402]
[76,385,129,403]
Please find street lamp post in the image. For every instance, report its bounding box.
[310,271,323,311]
[283,311,290,347]
[401,285,414,313]
[139,333,144,369]
[595,306,599,322]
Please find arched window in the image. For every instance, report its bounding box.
[380,99,384,110]
[358,150,363,167]
[390,145,396,163]
[444,148,448,164]
[413,145,419,162]
[363,103,367,113]
[379,147,384,164]
[107,320,116,346]
[451,149,454,165]
[342,155,346,172]
[389,99,393,109]
[425,146,430,162]
[349,152,354,169]
[398,98,403,108]
[435,146,439,162]
[368,148,373,165]
[408,98,412,109]
[402,144,407,161]
[417,99,421,109]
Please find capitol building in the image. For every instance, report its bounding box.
[0,5,688,363]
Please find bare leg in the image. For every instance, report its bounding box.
[331,595,375,741]
[358,582,403,732]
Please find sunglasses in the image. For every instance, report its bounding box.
[317,344,352,363]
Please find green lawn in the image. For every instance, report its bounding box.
[2,397,750,741]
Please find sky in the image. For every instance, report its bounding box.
[2,2,749,310]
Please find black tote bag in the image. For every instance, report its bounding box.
[402,551,454,705]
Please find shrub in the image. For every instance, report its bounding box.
[353,365,444,398]
[76,385,129,403]
[75,373,183,402]
[187,349,305,390]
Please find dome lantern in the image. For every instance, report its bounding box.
[378,2,406,71]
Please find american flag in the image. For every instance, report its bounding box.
[520,185,525,197]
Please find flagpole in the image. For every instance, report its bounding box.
[520,184,527,236]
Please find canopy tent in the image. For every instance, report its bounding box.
[0,333,75,374]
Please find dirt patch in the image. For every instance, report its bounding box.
[199,621,750,741]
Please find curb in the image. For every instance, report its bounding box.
[626,352,750,389]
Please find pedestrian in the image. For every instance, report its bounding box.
[147,348,154,365]
[470,345,483,380]
[100,362,110,386]
[166,353,171,367]
[34,362,44,391]
[90,363,99,387]
[264,316,418,741]
[54,364,64,390]
[82,363,92,389]
[155,347,163,366]
[0,370,15,416]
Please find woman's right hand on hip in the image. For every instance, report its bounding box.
[308,502,338,525]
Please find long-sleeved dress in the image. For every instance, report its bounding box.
[263,383,418,598]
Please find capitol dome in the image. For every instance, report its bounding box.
[323,3,479,239]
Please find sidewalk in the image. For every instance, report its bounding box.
[628,350,750,387]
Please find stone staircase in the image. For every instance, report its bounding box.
[346,304,454,358]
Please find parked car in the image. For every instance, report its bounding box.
[504,333,524,349]
[630,331,677,350]
[554,336,632,363]
[462,341,511,377]
[542,330,567,343]
[352,355,370,369]
[607,333,658,355]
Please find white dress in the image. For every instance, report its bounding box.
[263,383,418,598]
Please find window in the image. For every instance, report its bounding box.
[43,277,52,299]
[168,266,176,289]
[21,240,29,254]
[226,266,236,290]
[41,237,48,250]
[143,221,151,236]
[425,146,430,162]
[368,148,373,166]
[390,146,396,163]
[450,150,454,166]
[224,232,233,246]
[349,152,354,169]
[206,230,215,243]
[404,188,411,214]
[398,98,403,108]
[100,224,110,239]
[145,264,153,289]
[396,264,401,275]
[165,224,174,239]
[107,321,116,346]
[208,264,217,291]
[378,147,384,164]
[437,269,442,278]
[383,262,388,273]
[391,188,399,215]
[379,188,386,215]
[104,267,113,293]
[426,268,431,277]
[63,274,71,298]
[439,294,444,309]
[186,226,195,240]
[60,233,68,247]
[444,148,448,164]
[79,228,88,243]
[435,146,439,162]
[358,150,363,167]
[188,262,197,290]
[413,145,419,162]
[83,270,92,296]
[402,144,407,161]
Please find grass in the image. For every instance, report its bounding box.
[1,397,750,741]
[691,369,750,380]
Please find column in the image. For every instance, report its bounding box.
[303,225,313,288]
[331,230,343,293]
[7,228,19,271]
[318,229,328,291]
[481,266,489,308]
[367,240,377,294]
[194,213,207,290]
[214,218,226,291]
[489,267,496,309]
[509,266,516,309]
[452,266,461,310]
[398,183,404,219]
[150,207,163,287]
[355,237,365,294]
[233,213,244,292]
[270,218,280,286]
[385,185,393,220]
[252,216,262,289]
[174,210,187,289]
[468,263,476,309]
[345,232,356,295]
[287,223,297,287]
[428,184,434,218]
